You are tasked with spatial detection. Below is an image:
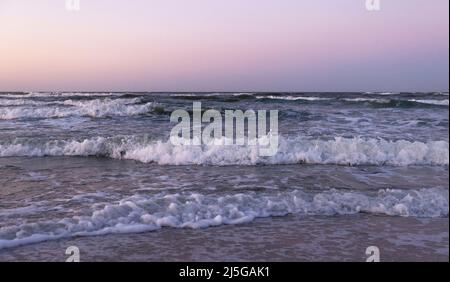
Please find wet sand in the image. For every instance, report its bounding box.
[0,214,447,262]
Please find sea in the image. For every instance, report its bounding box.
[0,92,448,261]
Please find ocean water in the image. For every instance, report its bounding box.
[0,92,448,261]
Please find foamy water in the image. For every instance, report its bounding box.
[0,187,447,250]
[0,135,448,166]
[0,98,155,119]
[0,92,448,252]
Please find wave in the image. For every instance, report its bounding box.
[342,98,391,103]
[249,95,448,108]
[0,99,51,107]
[170,93,255,97]
[374,92,401,96]
[168,93,257,102]
[253,95,449,107]
[0,98,155,119]
[409,99,449,106]
[1,93,448,109]
[1,135,448,166]
[343,98,449,108]
[256,95,332,101]
[0,92,122,98]
[0,187,447,249]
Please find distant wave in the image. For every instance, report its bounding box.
[342,98,391,103]
[1,93,448,109]
[252,95,448,107]
[0,99,50,107]
[0,187,447,249]
[168,93,256,102]
[373,92,401,96]
[342,98,449,108]
[255,95,332,101]
[409,99,449,106]
[0,98,155,119]
[0,92,122,98]
[170,92,255,97]
[1,135,448,166]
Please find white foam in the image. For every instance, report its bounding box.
[0,92,121,98]
[0,187,447,249]
[409,99,449,106]
[1,136,448,166]
[0,99,50,107]
[170,93,255,97]
[255,95,331,101]
[376,92,401,95]
[0,98,154,119]
[342,98,390,103]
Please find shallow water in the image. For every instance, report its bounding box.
[0,215,447,262]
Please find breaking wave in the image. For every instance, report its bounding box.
[342,98,449,107]
[409,99,449,106]
[342,98,391,103]
[251,95,449,107]
[0,92,123,98]
[0,135,448,166]
[0,187,447,249]
[0,98,155,119]
[255,95,332,101]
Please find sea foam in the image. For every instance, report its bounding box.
[0,98,154,119]
[0,187,447,249]
[409,99,449,106]
[1,135,448,166]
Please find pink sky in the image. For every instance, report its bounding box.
[0,0,448,91]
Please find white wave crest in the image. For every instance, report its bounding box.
[342,98,390,103]
[255,95,331,101]
[376,92,401,95]
[170,92,255,97]
[0,99,50,107]
[0,136,448,166]
[0,187,447,249]
[0,92,122,98]
[0,98,154,119]
[409,99,449,106]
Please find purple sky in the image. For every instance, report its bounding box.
[0,0,448,92]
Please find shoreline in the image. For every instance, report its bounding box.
[0,214,447,262]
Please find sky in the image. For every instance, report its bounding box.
[0,0,448,92]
